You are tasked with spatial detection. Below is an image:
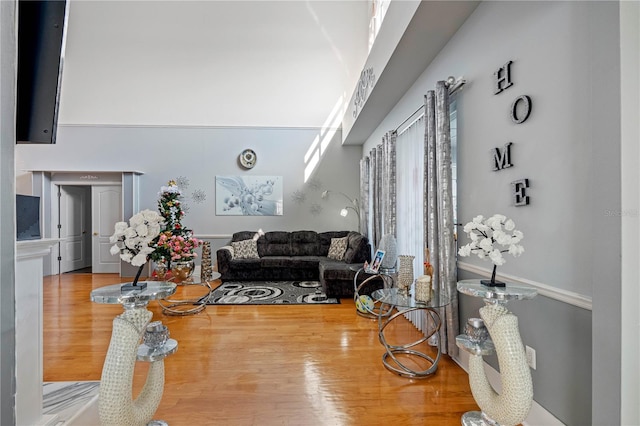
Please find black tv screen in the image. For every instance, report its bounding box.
[16,0,68,144]
[16,195,42,241]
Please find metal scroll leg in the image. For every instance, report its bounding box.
[378,307,442,378]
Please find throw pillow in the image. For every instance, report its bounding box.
[327,236,348,260]
[231,239,260,259]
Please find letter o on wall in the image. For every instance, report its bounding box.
[510,95,532,124]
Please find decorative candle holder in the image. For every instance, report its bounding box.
[415,275,432,302]
[464,317,489,343]
[396,255,415,293]
[143,321,170,348]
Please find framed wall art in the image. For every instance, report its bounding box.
[215,175,283,216]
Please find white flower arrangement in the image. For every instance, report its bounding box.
[458,214,524,266]
[109,209,165,267]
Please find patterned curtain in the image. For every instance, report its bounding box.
[362,131,397,248]
[424,81,458,356]
[359,157,370,241]
[382,132,397,237]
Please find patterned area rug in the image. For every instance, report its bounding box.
[204,281,339,305]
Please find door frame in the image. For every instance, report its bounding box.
[28,171,143,276]
[55,184,92,274]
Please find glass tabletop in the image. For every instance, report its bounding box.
[90,281,176,305]
[371,287,450,309]
[457,279,537,302]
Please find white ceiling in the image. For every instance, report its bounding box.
[58,0,370,128]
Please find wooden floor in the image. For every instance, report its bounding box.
[43,273,479,425]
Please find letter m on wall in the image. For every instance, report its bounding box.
[492,142,513,171]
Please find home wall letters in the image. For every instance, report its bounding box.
[492,60,531,206]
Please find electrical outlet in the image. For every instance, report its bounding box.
[526,345,536,370]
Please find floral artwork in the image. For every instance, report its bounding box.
[215,176,283,216]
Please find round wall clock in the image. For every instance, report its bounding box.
[239,149,257,169]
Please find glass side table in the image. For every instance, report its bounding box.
[352,266,396,319]
[91,281,177,426]
[371,287,450,379]
[456,279,537,426]
[90,281,176,308]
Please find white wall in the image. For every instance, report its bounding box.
[58,0,369,128]
[16,0,371,263]
[0,1,17,424]
[619,1,640,423]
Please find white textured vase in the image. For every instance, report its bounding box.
[99,308,165,425]
[467,303,533,426]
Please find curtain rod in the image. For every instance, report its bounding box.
[394,76,466,132]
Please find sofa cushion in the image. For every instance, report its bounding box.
[328,237,348,260]
[290,231,320,256]
[232,231,258,242]
[289,256,325,269]
[231,239,260,259]
[261,232,291,256]
[229,258,262,270]
[260,256,292,268]
[319,260,358,280]
[343,232,366,263]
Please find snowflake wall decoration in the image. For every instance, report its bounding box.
[291,190,306,204]
[306,178,323,192]
[309,203,323,216]
[192,189,207,204]
[175,176,190,189]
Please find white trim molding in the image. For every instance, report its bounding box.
[194,234,233,240]
[457,261,592,311]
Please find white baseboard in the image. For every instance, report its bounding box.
[454,351,565,426]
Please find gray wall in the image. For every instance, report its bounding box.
[16,125,364,256]
[0,1,16,424]
[361,2,622,424]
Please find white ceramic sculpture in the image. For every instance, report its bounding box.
[99,308,165,425]
[467,303,533,426]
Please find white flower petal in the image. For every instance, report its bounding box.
[458,245,472,257]
[131,253,148,267]
[489,249,506,265]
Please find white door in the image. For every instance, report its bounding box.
[92,185,122,273]
[58,186,91,273]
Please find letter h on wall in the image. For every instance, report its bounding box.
[494,60,513,95]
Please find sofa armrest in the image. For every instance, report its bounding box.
[216,246,234,276]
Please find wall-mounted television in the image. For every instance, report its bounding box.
[16,0,69,144]
[16,195,42,241]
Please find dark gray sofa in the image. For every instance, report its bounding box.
[216,230,380,298]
